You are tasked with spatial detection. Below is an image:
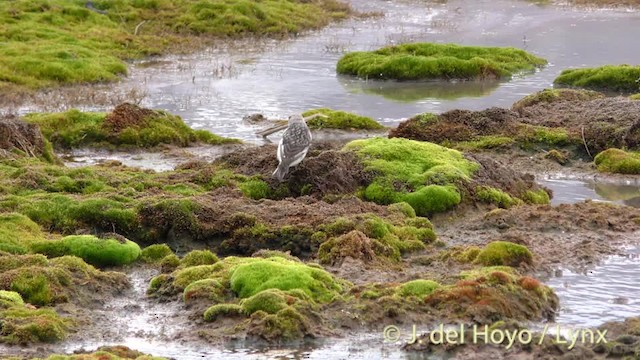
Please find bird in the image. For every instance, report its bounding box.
[272,114,312,182]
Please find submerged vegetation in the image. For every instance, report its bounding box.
[25,103,239,149]
[336,43,547,81]
[0,0,352,93]
[554,65,640,93]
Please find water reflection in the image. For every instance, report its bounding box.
[539,177,640,208]
[339,76,503,102]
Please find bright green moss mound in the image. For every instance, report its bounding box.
[631,93,640,100]
[0,213,46,254]
[475,241,533,267]
[203,303,244,322]
[520,189,551,205]
[0,0,351,92]
[25,108,239,149]
[229,257,342,303]
[337,43,547,81]
[397,279,440,298]
[179,249,219,268]
[31,235,141,267]
[476,186,522,209]
[302,108,385,130]
[594,148,640,174]
[554,65,640,93]
[140,244,174,263]
[344,137,478,215]
[0,290,24,307]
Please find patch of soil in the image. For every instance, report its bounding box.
[217,142,374,198]
[103,103,155,133]
[0,115,48,158]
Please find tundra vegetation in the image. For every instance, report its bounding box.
[0,0,352,94]
[336,43,547,81]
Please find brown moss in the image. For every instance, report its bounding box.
[317,230,394,265]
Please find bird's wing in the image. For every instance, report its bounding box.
[281,123,311,161]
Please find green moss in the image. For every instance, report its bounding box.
[387,201,416,218]
[179,249,219,268]
[344,137,478,215]
[0,213,46,254]
[172,264,219,290]
[554,65,640,93]
[140,244,174,263]
[229,257,342,303]
[475,241,533,267]
[456,136,515,151]
[301,108,384,130]
[0,290,24,307]
[594,148,640,174]
[25,109,239,149]
[630,93,640,100]
[476,186,522,208]
[337,43,547,81]
[322,217,356,236]
[241,289,290,314]
[31,235,141,267]
[248,306,309,341]
[238,178,270,200]
[0,305,72,344]
[183,278,225,303]
[159,254,180,273]
[398,279,440,298]
[203,303,245,322]
[0,0,351,92]
[520,189,551,205]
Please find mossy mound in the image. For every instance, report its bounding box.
[631,93,640,100]
[337,43,547,81]
[301,108,385,130]
[476,186,523,209]
[390,107,578,151]
[150,255,346,303]
[25,104,239,149]
[31,234,141,267]
[0,303,73,344]
[397,279,440,298]
[152,254,347,341]
[317,215,437,265]
[511,88,604,111]
[594,148,640,174]
[0,213,47,254]
[34,345,168,359]
[344,137,477,215]
[474,241,533,267]
[425,267,558,323]
[179,249,219,268]
[0,0,351,93]
[0,253,128,306]
[229,257,343,302]
[0,116,56,163]
[140,244,174,263]
[554,65,640,93]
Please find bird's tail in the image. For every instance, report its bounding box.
[272,164,289,182]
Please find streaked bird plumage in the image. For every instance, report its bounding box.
[272,114,312,181]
